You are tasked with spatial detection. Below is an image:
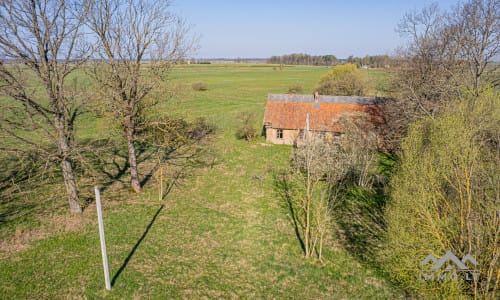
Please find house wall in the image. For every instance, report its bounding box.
[266,127,341,145]
[265,128,298,145]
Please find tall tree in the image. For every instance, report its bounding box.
[381,89,500,299]
[290,134,334,259]
[452,0,500,93]
[385,0,500,151]
[284,113,379,260]
[85,0,196,193]
[0,0,88,213]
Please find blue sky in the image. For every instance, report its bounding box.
[172,0,460,59]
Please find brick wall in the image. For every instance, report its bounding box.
[265,128,298,145]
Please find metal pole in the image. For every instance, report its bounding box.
[95,186,111,290]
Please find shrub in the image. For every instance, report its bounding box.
[380,90,500,299]
[189,117,216,141]
[287,83,303,94]
[192,81,208,91]
[316,64,367,96]
[235,111,258,141]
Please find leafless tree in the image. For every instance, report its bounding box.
[394,3,464,118]
[452,0,500,93]
[286,113,380,260]
[0,0,88,213]
[291,134,334,259]
[330,113,379,188]
[85,0,197,193]
[386,0,500,151]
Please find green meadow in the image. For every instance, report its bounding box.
[0,64,403,299]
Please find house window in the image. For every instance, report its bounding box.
[299,129,305,139]
[276,128,283,139]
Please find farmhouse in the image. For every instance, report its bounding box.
[263,93,383,145]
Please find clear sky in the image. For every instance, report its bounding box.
[172,0,460,59]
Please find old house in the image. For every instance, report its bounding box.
[263,93,382,145]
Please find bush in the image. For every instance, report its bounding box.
[192,81,208,91]
[287,83,303,94]
[139,115,216,147]
[189,117,216,141]
[236,111,258,141]
[316,64,367,96]
[380,90,500,299]
[320,63,359,82]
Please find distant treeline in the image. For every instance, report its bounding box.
[346,55,392,68]
[268,53,394,68]
[268,53,337,66]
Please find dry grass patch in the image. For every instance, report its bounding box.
[0,210,93,255]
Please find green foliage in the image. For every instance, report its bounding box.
[192,81,208,91]
[319,63,359,82]
[381,89,500,299]
[268,53,337,66]
[317,64,368,96]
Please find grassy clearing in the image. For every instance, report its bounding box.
[0,64,402,298]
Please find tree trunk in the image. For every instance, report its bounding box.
[55,113,82,213]
[61,158,82,213]
[126,126,141,193]
[304,177,311,258]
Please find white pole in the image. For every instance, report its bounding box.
[95,186,111,291]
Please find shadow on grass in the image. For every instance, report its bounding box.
[111,203,165,287]
[0,152,61,224]
[76,138,150,195]
[0,116,216,222]
[272,171,306,255]
[333,153,398,266]
[270,154,396,267]
[109,145,207,286]
[332,185,387,265]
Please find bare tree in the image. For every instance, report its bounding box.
[85,0,196,193]
[331,113,379,188]
[281,112,381,260]
[452,0,500,93]
[0,0,88,213]
[394,3,464,118]
[386,0,500,151]
[291,134,333,259]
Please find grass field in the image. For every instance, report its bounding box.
[0,64,403,299]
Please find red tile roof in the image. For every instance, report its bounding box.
[263,94,383,131]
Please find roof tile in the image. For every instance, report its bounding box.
[263,94,383,131]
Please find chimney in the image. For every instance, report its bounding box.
[313,91,320,108]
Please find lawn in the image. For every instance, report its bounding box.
[0,64,403,299]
